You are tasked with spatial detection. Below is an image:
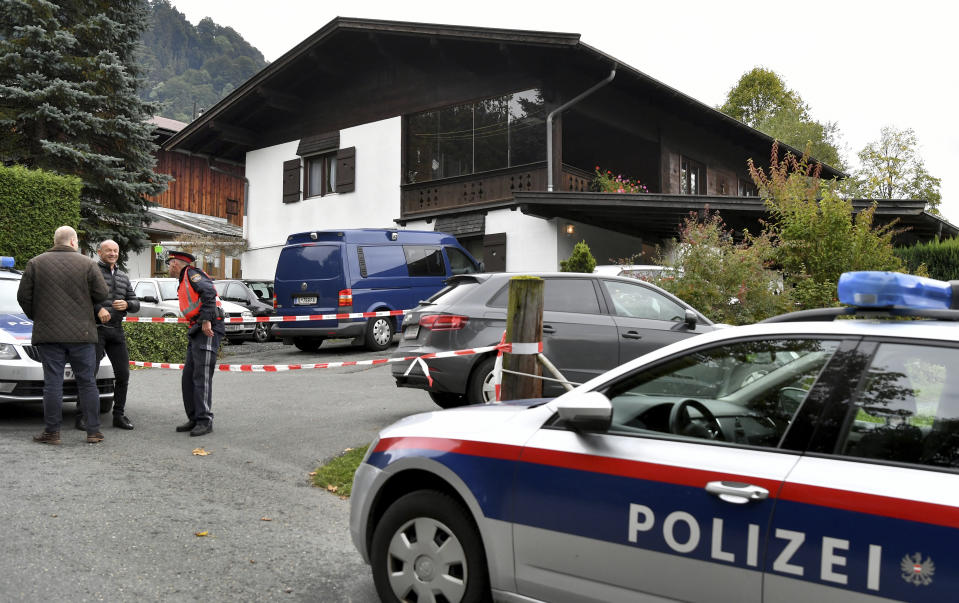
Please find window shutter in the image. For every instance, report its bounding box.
[335,147,355,194]
[297,132,340,156]
[282,159,301,203]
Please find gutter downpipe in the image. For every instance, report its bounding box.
[546,64,617,192]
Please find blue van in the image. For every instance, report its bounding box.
[272,229,481,352]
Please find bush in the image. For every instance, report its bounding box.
[0,164,82,268]
[124,323,190,363]
[560,240,597,273]
[895,238,959,281]
[654,210,792,325]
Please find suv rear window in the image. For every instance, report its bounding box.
[488,278,601,314]
[276,245,341,280]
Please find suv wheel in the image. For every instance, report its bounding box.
[465,356,496,405]
[252,323,271,344]
[293,337,323,352]
[364,316,394,352]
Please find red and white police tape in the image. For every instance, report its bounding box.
[122,309,407,323]
[129,341,543,385]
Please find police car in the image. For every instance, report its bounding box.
[0,257,115,409]
[350,271,959,603]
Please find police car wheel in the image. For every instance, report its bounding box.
[668,398,725,440]
[466,357,496,405]
[364,317,394,352]
[371,490,490,603]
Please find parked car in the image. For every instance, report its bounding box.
[129,277,254,343]
[392,271,714,407]
[214,279,275,343]
[0,256,115,411]
[354,271,959,603]
[273,229,481,352]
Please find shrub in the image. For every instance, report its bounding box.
[895,238,959,281]
[124,323,190,364]
[654,210,792,325]
[0,164,82,268]
[560,240,597,273]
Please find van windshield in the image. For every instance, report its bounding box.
[276,245,341,280]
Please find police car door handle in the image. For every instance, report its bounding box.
[705,481,769,504]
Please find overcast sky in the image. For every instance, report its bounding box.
[170,0,959,224]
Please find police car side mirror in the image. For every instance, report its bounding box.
[554,391,612,432]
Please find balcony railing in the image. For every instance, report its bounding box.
[400,163,593,218]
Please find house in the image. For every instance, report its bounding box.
[163,18,956,278]
[125,116,246,279]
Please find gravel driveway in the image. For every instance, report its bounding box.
[0,339,434,601]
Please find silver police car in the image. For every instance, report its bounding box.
[1,257,115,409]
[351,271,959,603]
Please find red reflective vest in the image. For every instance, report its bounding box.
[177,267,222,323]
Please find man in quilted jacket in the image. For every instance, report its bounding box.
[17,226,109,444]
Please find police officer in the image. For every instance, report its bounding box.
[165,250,224,436]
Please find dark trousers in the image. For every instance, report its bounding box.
[96,326,130,415]
[36,343,99,434]
[181,331,222,426]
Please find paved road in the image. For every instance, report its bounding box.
[0,339,435,602]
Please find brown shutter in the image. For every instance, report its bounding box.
[335,147,355,194]
[282,159,301,203]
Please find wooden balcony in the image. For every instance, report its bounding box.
[400,163,593,218]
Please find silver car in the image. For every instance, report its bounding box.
[392,272,713,407]
[1,259,115,411]
[129,277,254,342]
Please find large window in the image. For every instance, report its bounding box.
[405,89,547,183]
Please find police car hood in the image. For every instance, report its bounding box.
[380,399,551,440]
[0,312,32,344]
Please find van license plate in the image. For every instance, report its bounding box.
[294,296,317,305]
[404,325,420,340]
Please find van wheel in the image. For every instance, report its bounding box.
[293,337,324,352]
[364,316,394,352]
[465,356,497,405]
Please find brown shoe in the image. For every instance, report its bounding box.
[33,431,61,445]
[86,432,104,443]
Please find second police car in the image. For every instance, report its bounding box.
[350,271,959,603]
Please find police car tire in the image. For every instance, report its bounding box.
[364,316,394,352]
[371,490,490,603]
[466,356,496,405]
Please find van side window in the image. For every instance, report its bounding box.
[359,246,408,278]
[446,247,477,275]
[404,246,445,277]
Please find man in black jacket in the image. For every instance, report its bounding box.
[17,226,109,444]
[88,239,140,431]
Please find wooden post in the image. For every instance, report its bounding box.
[501,276,544,400]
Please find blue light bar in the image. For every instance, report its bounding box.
[838,271,954,310]
[0,256,14,268]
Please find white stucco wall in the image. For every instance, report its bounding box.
[485,209,559,271]
[241,117,402,279]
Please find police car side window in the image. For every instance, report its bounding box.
[839,343,959,468]
[603,338,839,448]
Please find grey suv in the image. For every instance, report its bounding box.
[391,272,714,407]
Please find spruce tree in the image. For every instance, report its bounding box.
[0,0,168,263]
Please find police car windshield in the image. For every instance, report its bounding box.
[0,276,20,313]
[158,281,179,300]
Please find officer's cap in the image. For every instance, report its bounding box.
[165,250,195,264]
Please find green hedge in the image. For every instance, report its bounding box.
[895,238,959,281]
[124,323,190,363]
[0,164,82,268]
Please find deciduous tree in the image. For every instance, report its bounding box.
[852,126,941,213]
